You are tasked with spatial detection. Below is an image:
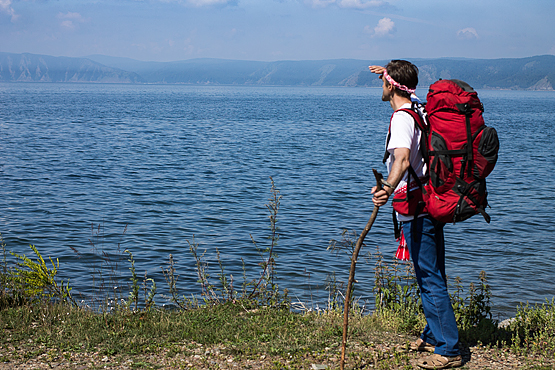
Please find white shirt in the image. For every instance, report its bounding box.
[385,102,427,221]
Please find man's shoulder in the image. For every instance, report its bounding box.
[391,106,416,125]
[393,103,426,126]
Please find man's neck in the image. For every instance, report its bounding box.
[390,95,411,111]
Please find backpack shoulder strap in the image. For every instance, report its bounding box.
[396,105,430,166]
[397,107,426,131]
[383,104,430,165]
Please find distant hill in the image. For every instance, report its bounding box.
[86,54,555,90]
[0,52,142,83]
[412,56,555,90]
[1,52,554,90]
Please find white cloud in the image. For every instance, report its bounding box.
[457,27,479,40]
[57,12,86,29]
[186,0,233,6]
[150,0,234,5]
[305,0,335,8]
[58,12,84,20]
[0,0,18,22]
[59,20,75,29]
[305,0,384,8]
[371,17,395,37]
[338,0,385,9]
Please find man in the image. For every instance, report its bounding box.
[369,60,462,369]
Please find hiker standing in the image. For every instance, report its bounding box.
[369,60,463,369]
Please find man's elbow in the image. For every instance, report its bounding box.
[399,156,411,172]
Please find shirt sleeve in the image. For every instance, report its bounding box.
[387,110,415,154]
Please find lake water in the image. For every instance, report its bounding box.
[1,83,554,319]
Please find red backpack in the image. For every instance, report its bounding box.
[399,79,499,224]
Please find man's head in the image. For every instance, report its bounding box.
[380,60,419,101]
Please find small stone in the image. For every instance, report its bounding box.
[498,317,516,328]
[311,364,329,370]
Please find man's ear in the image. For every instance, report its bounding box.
[386,82,395,96]
[385,81,393,92]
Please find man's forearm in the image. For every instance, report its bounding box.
[372,147,411,206]
[385,148,411,195]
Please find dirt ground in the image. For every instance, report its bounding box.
[1,337,551,370]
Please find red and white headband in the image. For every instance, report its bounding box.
[383,69,416,94]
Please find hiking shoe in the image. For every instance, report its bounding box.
[410,338,435,353]
[417,354,462,369]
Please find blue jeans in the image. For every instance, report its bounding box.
[402,216,460,356]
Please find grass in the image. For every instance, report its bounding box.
[1,301,330,356]
[2,179,555,369]
[2,298,555,369]
[0,298,429,369]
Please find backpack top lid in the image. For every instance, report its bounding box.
[429,79,476,93]
[451,79,475,93]
[427,79,482,114]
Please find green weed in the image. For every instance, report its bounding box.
[125,249,140,311]
[1,244,75,306]
[506,298,555,356]
[372,246,424,334]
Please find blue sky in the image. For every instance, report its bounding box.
[1,0,554,62]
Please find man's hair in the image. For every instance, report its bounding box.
[385,60,419,99]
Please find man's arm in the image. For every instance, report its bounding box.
[371,147,410,207]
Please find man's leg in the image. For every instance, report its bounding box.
[403,216,459,357]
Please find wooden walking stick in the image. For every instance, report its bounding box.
[340,168,384,370]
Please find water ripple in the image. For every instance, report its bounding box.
[0,84,554,318]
